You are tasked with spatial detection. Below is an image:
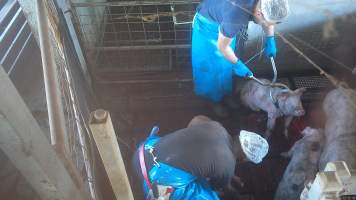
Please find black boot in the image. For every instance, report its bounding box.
[223,95,240,109]
[211,103,229,118]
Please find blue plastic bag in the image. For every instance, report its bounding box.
[191,13,236,102]
[141,136,220,200]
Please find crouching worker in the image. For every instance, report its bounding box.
[132,115,269,199]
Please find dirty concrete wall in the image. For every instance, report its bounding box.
[72,0,107,47]
[17,0,106,47]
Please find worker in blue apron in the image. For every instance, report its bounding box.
[132,115,269,200]
[192,0,290,117]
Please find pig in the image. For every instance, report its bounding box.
[319,87,356,170]
[274,127,325,200]
[239,79,306,139]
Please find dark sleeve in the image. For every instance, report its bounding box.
[155,122,236,188]
[220,1,251,38]
[131,148,143,183]
[207,149,236,189]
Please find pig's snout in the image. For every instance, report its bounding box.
[295,109,305,116]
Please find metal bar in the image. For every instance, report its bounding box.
[156,5,162,40]
[172,6,177,43]
[83,29,191,34]
[139,6,148,44]
[36,0,68,154]
[72,1,200,7]
[123,6,133,45]
[79,21,185,26]
[77,10,193,17]
[0,6,23,48]
[0,0,17,33]
[63,64,98,200]
[169,49,173,70]
[91,44,191,51]
[7,32,32,75]
[0,20,28,67]
[108,6,118,46]
[59,0,93,88]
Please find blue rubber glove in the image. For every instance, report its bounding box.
[265,36,277,58]
[233,60,253,77]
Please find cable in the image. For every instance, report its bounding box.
[286,33,353,72]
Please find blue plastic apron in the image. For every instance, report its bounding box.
[191,13,236,102]
[141,135,220,200]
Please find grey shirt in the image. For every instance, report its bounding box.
[154,122,236,188]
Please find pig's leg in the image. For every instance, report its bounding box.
[284,116,294,138]
[280,141,298,158]
[266,114,277,139]
[219,176,245,199]
[249,104,261,112]
[231,175,244,189]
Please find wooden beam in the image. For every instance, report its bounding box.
[89,109,134,200]
[0,65,88,200]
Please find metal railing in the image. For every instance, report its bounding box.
[71,0,198,71]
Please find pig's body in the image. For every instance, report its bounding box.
[274,127,324,200]
[319,87,356,169]
[239,79,306,138]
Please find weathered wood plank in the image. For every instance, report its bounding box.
[89,109,134,200]
[0,64,88,200]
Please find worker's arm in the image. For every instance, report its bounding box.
[217,31,238,64]
[217,31,253,77]
[263,24,274,36]
[263,24,277,58]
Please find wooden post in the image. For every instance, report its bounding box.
[0,65,88,200]
[89,109,134,200]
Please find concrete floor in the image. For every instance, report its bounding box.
[95,68,332,199]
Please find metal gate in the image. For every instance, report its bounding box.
[71,0,199,71]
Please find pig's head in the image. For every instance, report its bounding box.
[302,127,323,137]
[277,88,306,116]
[301,127,325,150]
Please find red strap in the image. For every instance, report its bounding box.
[139,144,152,189]
[166,187,174,194]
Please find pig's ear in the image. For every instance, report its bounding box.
[295,87,307,95]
